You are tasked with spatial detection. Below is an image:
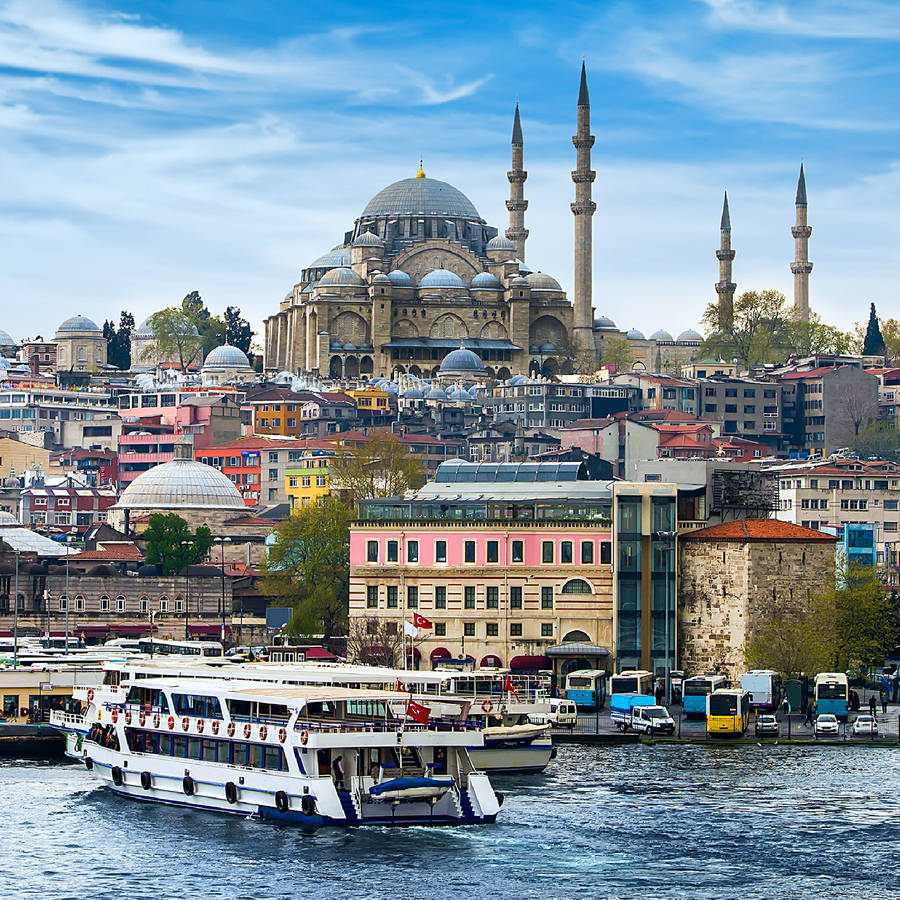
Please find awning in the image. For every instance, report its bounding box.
[304,647,337,661]
[188,624,232,637]
[406,647,421,661]
[74,624,110,635]
[430,647,451,661]
[481,655,502,668]
[510,655,549,670]
[381,337,522,351]
[111,624,157,635]
[546,642,610,658]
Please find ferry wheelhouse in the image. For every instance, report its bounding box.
[75,678,501,827]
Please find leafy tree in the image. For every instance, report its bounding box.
[784,311,854,357]
[600,336,635,373]
[145,306,204,371]
[329,432,425,507]
[182,291,226,358]
[116,310,134,369]
[879,318,900,364]
[224,306,253,356]
[143,513,213,575]
[261,499,350,639]
[851,421,900,460]
[701,290,791,367]
[862,302,887,357]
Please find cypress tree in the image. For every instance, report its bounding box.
[862,303,886,356]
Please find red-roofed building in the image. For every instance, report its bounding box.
[20,483,117,536]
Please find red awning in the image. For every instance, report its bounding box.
[481,655,502,668]
[189,624,231,636]
[509,655,549,670]
[406,647,421,660]
[111,624,157,635]
[430,647,451,661]
[75,625,110,635]
[305,647,337,660]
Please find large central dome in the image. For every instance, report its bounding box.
[361,177,482,221]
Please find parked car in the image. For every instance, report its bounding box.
[529,699,579,729]
[815,713,840,736]
[754,714,779,737]
[851,715,878,736]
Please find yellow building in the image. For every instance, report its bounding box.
[286,447,333,511]
[346,386,390,414]
[0,437,53,478]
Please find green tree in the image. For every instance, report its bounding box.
[851,421,900,460]
[785,311,855,357]
[701,290,791,367]
[143,513,213,575]
[116,310,135,369]
[600,336,635,373]
[182,291,226,358]
[329,432,424,507]
[261,499,351,639]
[862,302,887,357]
[224,306,253,356]
[145,306,204,371]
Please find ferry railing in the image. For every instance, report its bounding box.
[292,717,475,734]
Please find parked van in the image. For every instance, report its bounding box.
[529,698,578,729]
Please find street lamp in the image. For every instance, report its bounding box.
[181,540,194,640]
[13,549,20,669]
[213,536,231,647]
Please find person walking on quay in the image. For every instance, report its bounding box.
[804,702,814,727]
[869,695,877,718]
[881,692,888,715]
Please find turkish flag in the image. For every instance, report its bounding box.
[504,675,519,698]
[412,613,432,629]
[406,700,431,725]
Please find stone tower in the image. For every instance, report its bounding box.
[790,163,813,321]
[715,190,736,332]
[571,62,597,356]
[505,103,528,261]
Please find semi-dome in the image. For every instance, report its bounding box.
[319,266,366,287]
[626,328,646,340]
[486,235,515,251]
[204,344,251,368]
[307,247,351,269]
[526,272,563,292]
[438,346,486,374]
[115,457,245,512]
[419,269,466,290]
[0,329,15,346]
[387,270,414,286]
[470,272,503,289]
[361,177,481,220]
[352,230,384,248]
[594,316,617,330]
[57,314,100,334]
[650,329,674,343]
[677,329,703,344]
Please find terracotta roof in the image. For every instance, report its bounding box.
[73,543,144,561]
[683,519,838,543]
[776,366,847,380]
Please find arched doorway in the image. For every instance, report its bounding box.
[562,629,591,642]
[541,357,559,378]
[409,365,422,377]
[344,356,359,378]
[329,356,343,378]
[360,356,373,375]
[497,366,511,380]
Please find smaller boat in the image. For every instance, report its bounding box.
[368,776,454,803]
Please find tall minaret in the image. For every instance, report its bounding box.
[715,190,736,332]
[790,163,813,321]
[505,103,528,261]
[571,61,596,354]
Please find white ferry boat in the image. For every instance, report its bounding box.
[75,677,501,827]
[56,659,554,774]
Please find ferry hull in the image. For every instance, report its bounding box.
[468,740,554,774]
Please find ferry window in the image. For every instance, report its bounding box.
[202,739,218,763]
[172,736,187,757]
[228,699,253,719]
[561,541,573,564]
[407,541,419,562]
[387,541,398,562]
[407,586,418,608]
[187,738,202,760]
[248,744,265,769]
[3,696,17,717]
[581,541,594,564]
[510,623,523,637]
[541,587,553,609]
[157,734,172,756]
[464,586,475,609]
[173,694,223,719]
[486,587,499,609]
[347,699,386,717]
[486,541,499,563]
[366,540,378,562]
[367,585,378,608]
[387,586,398,608]
[231,742,248,765]
[510,586,523,609]
[435,540,447,562]
[464,541,476,563]
[264,746,285,771]
[600,541,612,565]
[464,622,475,637]
[511,540,524,563]
[435,586,447,609]
[542,542,553,563]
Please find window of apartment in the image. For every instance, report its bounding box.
[511,540,524,563]
[387,586,398,608]
[268,468,278,482]
[99,595,110,612]
[161,597,171,613]
[464,622,475,637]
[387,541,398,562]
[885,500,898,511]
[366,585,378,608]
[269,452,279,463]
[486,586,499,609]
[407,586,418,608]
[435,540,447,563]
[288,477,298,488]
[316,476,326,487]
[435,623,446,636]
[139,597,148,614]
[486,540,499,563]
[885,522,898,533]
[486,623,499,637]
[581,541,594,564]
[541,586,553,609]
[560,541,573,564]
[744,421,755,430]
[464,540,476,563]
[744,405,755,414]
[725,404,737,413]
[301,476,311,488]
[600,541,612,564]
[704,404,717,413]
[464,586,476,609]
[541,623,553,637]
[74,595,85,612]
[366,540,378,563]
[58,595,67,611]
[407,541,419,562]
[287,418,296,428]
[510,623,523,637]
[725,388,737,397]
[56,512,71,526]
[764,390,776,399]
[510,586,523,609]
[541,541,554,564]
[435,586,447,609]
[272,418,281,428]
[116,596,125,613]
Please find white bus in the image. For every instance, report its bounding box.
[739,670,783,711]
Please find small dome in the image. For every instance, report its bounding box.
[470,272,503,290]
[540,342,557,353]
[319,267,366,287]
[677,329,703,344]
[419,269,466,290]
[401,388,425,400]
[427,386,449,400]
[343,342,357,352]
[204,344,250,368]
[307,246,351,270]
[0,329,16,346]
[352,230,384,248]
[438,346,486,374]
[509,275,530,289]
[116,458,245,512]
[57,314,101,334]
[507,374,529,386]
[626,328,646,340]
[516,261,533,275]
[486,235,515,251]
[650,329,674,343]
[371,273,392,285]
[594,316,617,331]
[387,270,414,287]
[0,511,19,525]
[526,271,563,292]
[134,319,153,337]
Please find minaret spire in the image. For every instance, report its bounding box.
[505,102,528,260]
[715,190,736,332]
[571,60,596,359]
[790,163,813,321]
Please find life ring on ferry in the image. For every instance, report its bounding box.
[140,771,152,791]
[481,700,494,714]
[225,781,238,804]
[274,790,289,813]
[111,766,124,787]
[153,714,160,729]
[182,775,195,797]
[243,723,251,739]
[300,795,316,817]
[300,730,309,746]
[124,710,132,726]
[227,722,235,738]
[211,720,220,735]
[111,709,119,724]
[87,689,94,702]
[138,711,146,727]
[259,725,268,741]
[167,716,175,730]
[278,727,287,744]
[181,717,190,732]
[197,719,205,734]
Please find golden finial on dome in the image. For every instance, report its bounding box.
[416,156,426,178]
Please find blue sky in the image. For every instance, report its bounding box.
[1,0,899,346]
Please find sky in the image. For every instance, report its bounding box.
[1,0,899,347]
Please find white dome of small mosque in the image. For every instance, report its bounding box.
[677,329,703,344]
[387,270,414,287]
[203,344,251,368]
[319,266,366,287]
[486,235,516,251]
[470,272,503,290]
[419,269,466,290]
[352,230,384,248]
[56,314,101,335]
[526,272,563,292]
[438,345,486,375]
[650,329,674,343]
[626,328,646,340]
[427,386,449,400]
[594,316,617,331]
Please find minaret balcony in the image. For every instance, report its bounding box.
[507,171,527,183]
[716,249,735,261]
[506,227,528,241]
[570,200,597,215]
[715,281,737,294]
[790,262,814,275]
[572,135,596,149]
[791,225,812,238]
[505,199,528,212]
[571,170,596,183]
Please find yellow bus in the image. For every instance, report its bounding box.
[706,689,750,737]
